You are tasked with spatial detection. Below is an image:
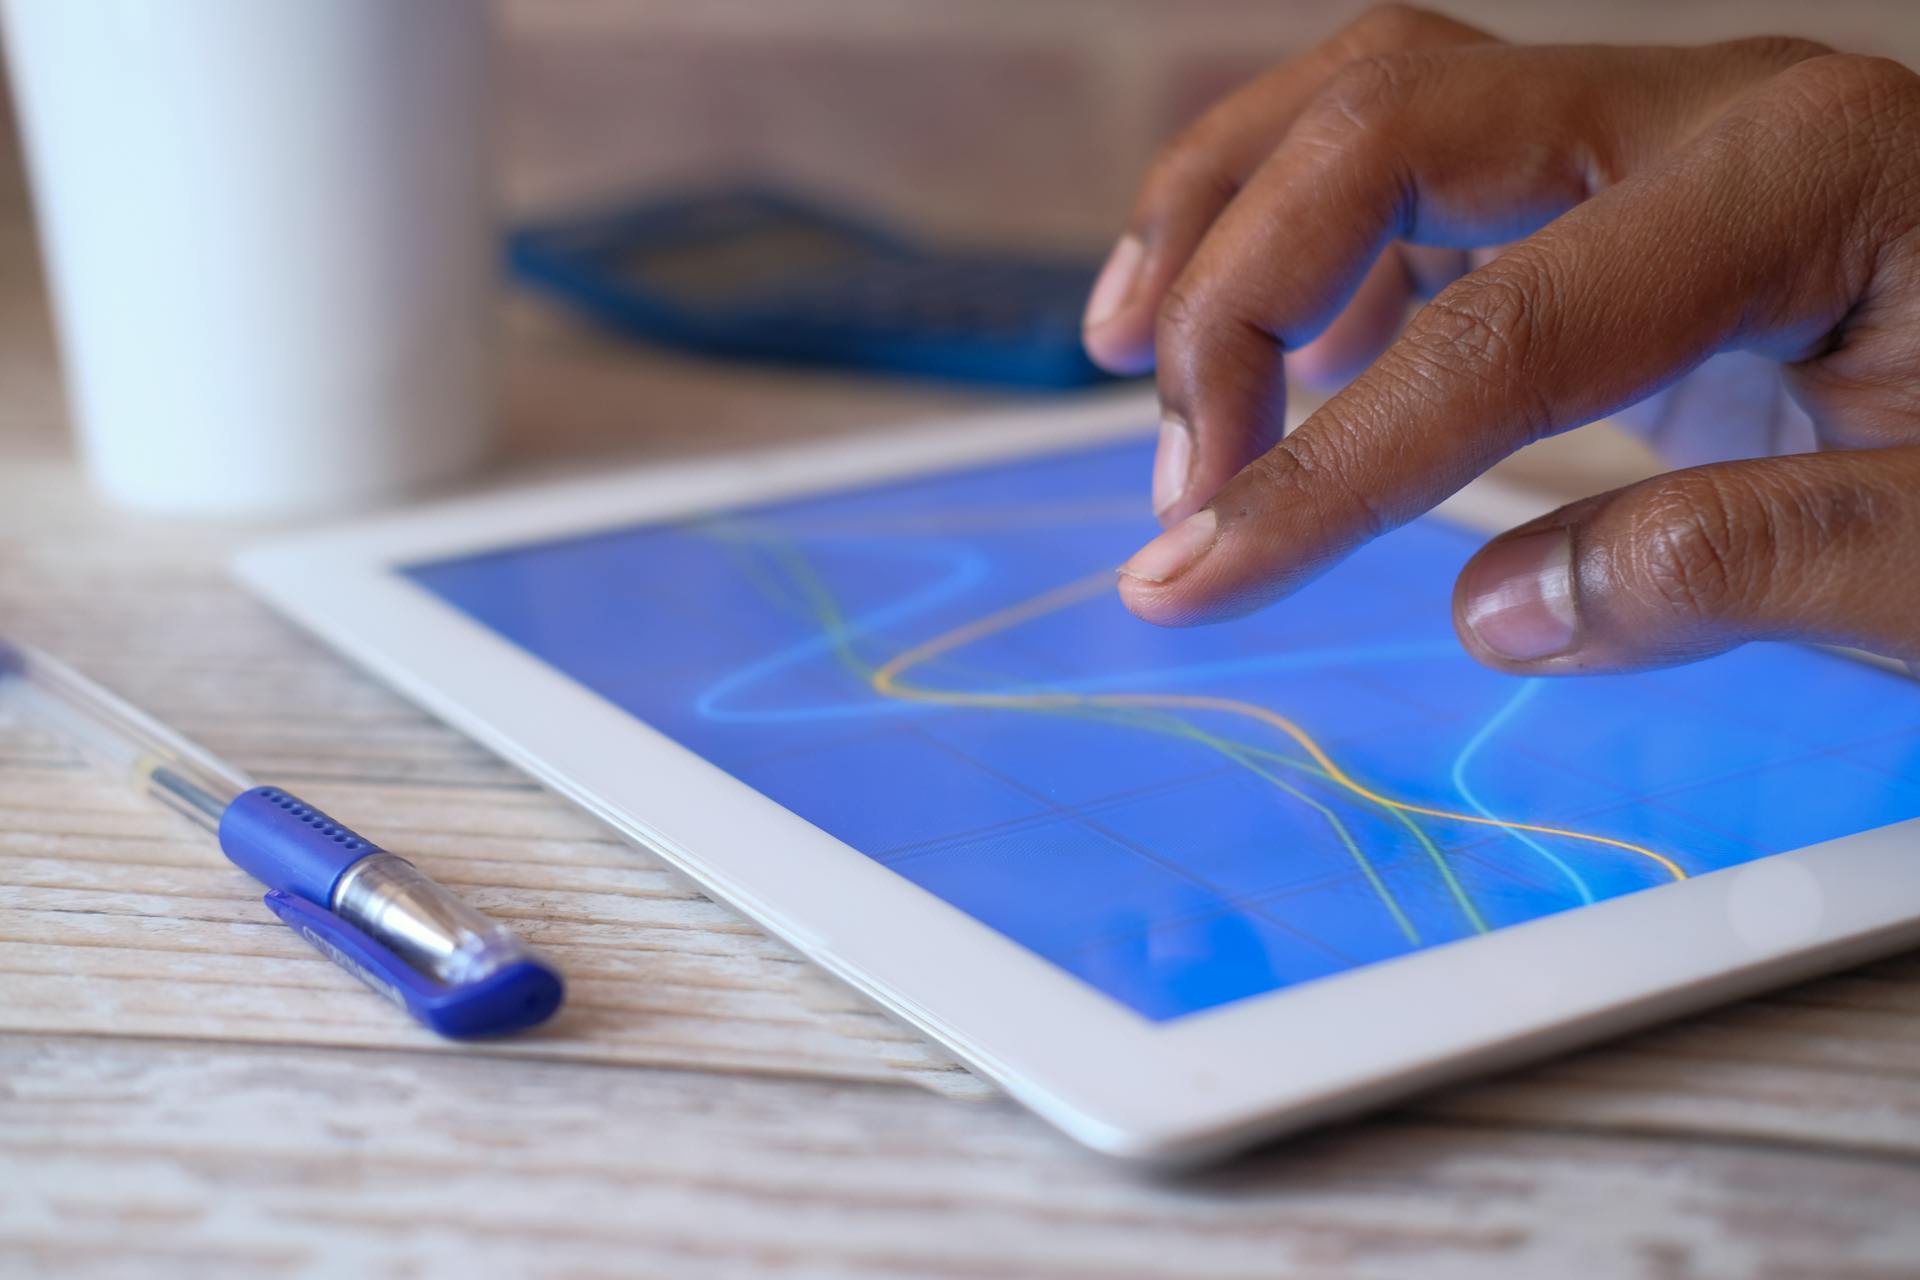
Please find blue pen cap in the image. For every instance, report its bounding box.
[264,890,565,1038]
[223,785,565,1037]
[219,785,375,903]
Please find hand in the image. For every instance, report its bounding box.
[1082,5,1920,677]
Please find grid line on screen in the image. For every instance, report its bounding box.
[405,437,1920,1021]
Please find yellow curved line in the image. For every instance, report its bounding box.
[1143,709,1491,936]
[1098,692,1690,882]
[1159,716,1424,945]
[872,571,1689,885]
[752,545,1439,938]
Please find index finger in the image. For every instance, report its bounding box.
[1082,4,1492,375]
[1117,54,1894,625]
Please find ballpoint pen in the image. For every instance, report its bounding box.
[0,637,564,1037]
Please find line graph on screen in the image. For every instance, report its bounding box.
[690,516,1685,953]
[405,434,1920,1020]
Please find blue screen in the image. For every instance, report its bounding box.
[406,438,1920,1022]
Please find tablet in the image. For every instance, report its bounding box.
[237,394,1920,1163]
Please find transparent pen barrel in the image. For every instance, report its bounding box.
[331,853,529,986]
[0,639,250,825]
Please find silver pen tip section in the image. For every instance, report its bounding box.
[330,852,533,987]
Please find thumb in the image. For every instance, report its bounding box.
[1452,448,1920,675]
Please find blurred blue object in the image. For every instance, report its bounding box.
[507,188,1119,389]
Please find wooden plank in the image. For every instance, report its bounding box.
[4,1034,1918,1280]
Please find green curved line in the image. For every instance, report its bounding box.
[728,531,1452,946]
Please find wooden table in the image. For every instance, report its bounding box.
[3,159,1919,1280]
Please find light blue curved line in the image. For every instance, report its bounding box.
[697,525,1461,723]
[695,539,990,722]
[704,636,1457,724]
[705,502,1151,542]
[1449,680,1596,906]
[705,701,924,724]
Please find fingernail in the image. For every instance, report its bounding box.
[1083,234,1145,331]
[1119,507,1218,585]
[1460,529,1578,661]
[1152,415,1193,518]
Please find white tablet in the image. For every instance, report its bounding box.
[237,392,1920,1164]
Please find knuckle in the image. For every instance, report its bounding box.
[1625,463,1891,626]
[1309,51,1421,135]
[1741,53,1920,242]
[1419,273,1534,370]
[1719,34,1834,70]
[1625,472,1763,622]
[1246,432,1391,541]
[1402,268,1555,437]
[1154,279,1209,351]
[1154,277,1275,387]
[1240,442,1309,514]
[1141,133,1240,212]
[1819,52,1920,105]
[1769,53,1920,138]
[1342,4,1444,52]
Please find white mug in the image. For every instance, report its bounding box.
[2,0,496,518]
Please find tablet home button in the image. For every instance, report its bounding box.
[1724,858,1825,953]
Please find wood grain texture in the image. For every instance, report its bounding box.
[6,1035,1919,1280]
[4,15,1920,1274]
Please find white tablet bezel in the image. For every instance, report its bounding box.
[235,390,1920,1164]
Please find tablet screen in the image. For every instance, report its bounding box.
[406,438,1920,1022]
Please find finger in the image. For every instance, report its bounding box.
[1289,244,1469,391]
[1081,4,1492,376]
[1161,240,1462,518]
[1453,448,1920,672]
[1121,48,1898,626]
[1148,37,1832,528]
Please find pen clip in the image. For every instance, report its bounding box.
[263,890,564,1038]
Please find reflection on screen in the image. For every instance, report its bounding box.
[405,438,1920,1021]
